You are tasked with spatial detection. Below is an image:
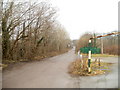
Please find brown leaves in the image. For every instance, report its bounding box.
[68,58,111,76]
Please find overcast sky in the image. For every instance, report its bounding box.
[8,0,119,40]
[50,0,119,40]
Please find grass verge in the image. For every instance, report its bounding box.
[2,49,70,70]
[92,54,117,57]
[68,59,113,76]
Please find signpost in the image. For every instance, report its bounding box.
[87,32,120,73]
[88,40,92,72]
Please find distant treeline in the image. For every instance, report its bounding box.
[76,32,119,55]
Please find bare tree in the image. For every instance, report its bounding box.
[2,1,71,62]
[76,32,92,52]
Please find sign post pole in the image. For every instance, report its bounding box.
[88,40,92,73]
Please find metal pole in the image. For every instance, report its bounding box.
[87,32,120,72]
[94,33,96,47]
[88,40,92,73]
[101,38,104,54]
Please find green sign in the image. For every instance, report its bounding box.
[80,47,101,54]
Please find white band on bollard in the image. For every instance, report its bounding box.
[88,51,91,59]
[88,67,91,72]
[89,40,91,43]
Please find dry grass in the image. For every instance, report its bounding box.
[92,54,117,57]
[33,49,69,60]
[81,54,117,57]
[2,49,69,69]
[0,64,8,68]
[68,58,112,76]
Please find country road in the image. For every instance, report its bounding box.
[2,49,118,88]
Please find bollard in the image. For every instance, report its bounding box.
[80,54,83,68]
[77,51,80,59]
[88,50,91,72]
[98,58,101,66]
[88,40,92,73]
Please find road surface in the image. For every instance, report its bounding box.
[2,49,118,88]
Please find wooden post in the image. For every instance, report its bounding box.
[98,58,101,66]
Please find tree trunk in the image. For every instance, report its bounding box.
[2,17,10,60]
